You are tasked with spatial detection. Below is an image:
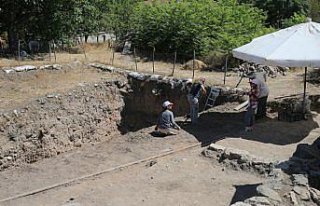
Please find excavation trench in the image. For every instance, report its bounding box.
[0,66,241,171]
[1,64,318,172]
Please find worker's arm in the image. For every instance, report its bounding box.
[169,112,180,130]
[201,85,207,95]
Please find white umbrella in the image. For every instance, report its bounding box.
[232,18,320,112]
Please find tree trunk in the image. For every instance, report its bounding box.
[85,35,89,43]
[8,28,18,54]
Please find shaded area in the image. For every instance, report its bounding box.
[276,137,320,190]
[180,110,319,147]
[230,183,260,205]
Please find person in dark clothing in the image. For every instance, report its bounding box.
[187,78,206,124]
[155,101,180,136]
[245,79,260,132]
[248,72,269,119]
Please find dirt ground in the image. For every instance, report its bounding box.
[0,47,320,205]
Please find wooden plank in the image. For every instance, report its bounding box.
[274,93,306,100]
[234,100,249,111]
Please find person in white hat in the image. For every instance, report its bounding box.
[155,100,181,136]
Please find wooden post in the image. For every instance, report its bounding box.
[111,41,115,65]
[192,49,195,79]
[17,40,21,62]
[223,55,228,85]
[53,41,57,63]
[134,47,138,71]
[152,47,155,73]
[235,72,244,88]
[172,51,177,76]
[48,41,52,61]
[302,66,307,114]
[81,42,87,61]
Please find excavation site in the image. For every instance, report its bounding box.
[0,61,320,206]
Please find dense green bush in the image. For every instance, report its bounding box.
[130,0,274,58]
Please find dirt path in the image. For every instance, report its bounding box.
[0,135,263,206]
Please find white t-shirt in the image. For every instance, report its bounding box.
[255,77,269,98]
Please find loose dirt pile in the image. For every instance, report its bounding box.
[0,81,124,170]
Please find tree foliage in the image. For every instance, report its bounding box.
[0,0,108,49]
[238,0,309,28]
[282,12,308,28]
[130,0,273,56]
[308,0,320,22]
[101,0,141,40]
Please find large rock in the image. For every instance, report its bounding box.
[257,185,282,202]
[289,191,299,205]
[292,174,309,186]
[309,187,320,205]
[223,148,250,160]
[293,186,310,201]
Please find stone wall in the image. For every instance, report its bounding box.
[116,70,242,131]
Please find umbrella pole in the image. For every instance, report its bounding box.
[302,67,307,114]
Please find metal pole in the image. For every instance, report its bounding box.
[302,66,307,114]
[192,50,195,79]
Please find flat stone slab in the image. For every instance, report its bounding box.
[244,196,271,205]
[208,143,226,153]
[292,174,308,186]
[257,185,282,202]
[230,202,251,206]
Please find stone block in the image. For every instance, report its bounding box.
[223,148,250,160]
[257,185,282,202]
[208,143,225,153]
[244,196,271,205]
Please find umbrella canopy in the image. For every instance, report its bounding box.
[232,18,320,68]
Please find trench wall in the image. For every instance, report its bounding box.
[0,81,124,170]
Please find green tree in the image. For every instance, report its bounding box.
[130,0,272,57]
[0,0,105,51]
[308,0,320,22]
[101,0,141,40]
[282,12,308,28]
[239,0,309,28]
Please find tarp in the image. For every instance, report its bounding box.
[232,19,320,67]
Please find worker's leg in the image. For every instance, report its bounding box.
[191,98,199,124]
[158,128,177,136]
[245,106,254,128]
[257,96,268,119]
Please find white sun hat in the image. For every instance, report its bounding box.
[162,100,173,108]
